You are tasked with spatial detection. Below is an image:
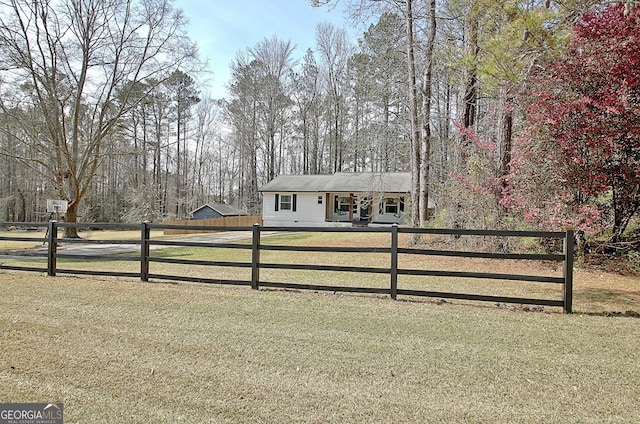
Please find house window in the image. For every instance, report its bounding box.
[275,193,297,212]
[338,196,350,212]
[384,198,398,214]
[379,197,404,215]
[280,195,292,210]
[318,196,323,204]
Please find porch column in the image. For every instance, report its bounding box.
[325,193,331,221]
[349,193,354,221]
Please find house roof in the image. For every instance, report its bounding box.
[259,172,412,194]
[191,203,248,216]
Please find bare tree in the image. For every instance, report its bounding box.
[354,12,405,172]
[190,96,222,206]
[312,0,434,229]
[164,70,200,217]
[404,0,421,229]
[456,0,479,174]
[419,0,436,224]
[249,35,296,181]
[290,49,321,174]
[0,0,197,236]
[316,22,352,172]
[226,55,262,213]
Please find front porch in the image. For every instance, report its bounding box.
[324,193,406,225]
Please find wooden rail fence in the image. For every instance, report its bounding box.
[0,221,574,313]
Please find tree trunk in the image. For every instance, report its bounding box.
[456,4,479,174]
[405,0,421,231]
[63,201,80,238]
[501,94,513,196]
[611,183,640,243]
[420,0,437,225]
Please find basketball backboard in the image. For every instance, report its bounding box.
[47,199,68,214]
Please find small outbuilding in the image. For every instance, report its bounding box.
[259,172,435,227]
[191,203,248,220]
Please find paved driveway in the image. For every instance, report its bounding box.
[0,231,273,260]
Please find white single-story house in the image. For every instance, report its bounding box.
[259,172,435,227]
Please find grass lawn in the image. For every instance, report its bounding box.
[1,230,639,422]
[1,271,639,423]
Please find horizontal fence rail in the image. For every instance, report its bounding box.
[0,221,574,313]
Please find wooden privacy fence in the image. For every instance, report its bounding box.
[0,221,574,313]
[161,216,262,235]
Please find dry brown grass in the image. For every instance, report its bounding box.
[1,231,639,422]
[0,271,639,423]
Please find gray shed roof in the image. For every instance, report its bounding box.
[259,172,412,194]
[191,203,248,216]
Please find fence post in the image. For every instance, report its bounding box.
[390,224,398,300]
[563,228,574,314]
[47,220,57,276]
[141,221,150,282]
[251,223,261,290]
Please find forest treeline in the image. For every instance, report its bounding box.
[0,0,638,250]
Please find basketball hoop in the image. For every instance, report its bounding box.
[46,199,68,220]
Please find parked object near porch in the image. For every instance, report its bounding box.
[259,172,436,227]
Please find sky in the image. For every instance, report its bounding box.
[174,0,361,99]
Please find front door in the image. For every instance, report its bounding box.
[360,197,371,221]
